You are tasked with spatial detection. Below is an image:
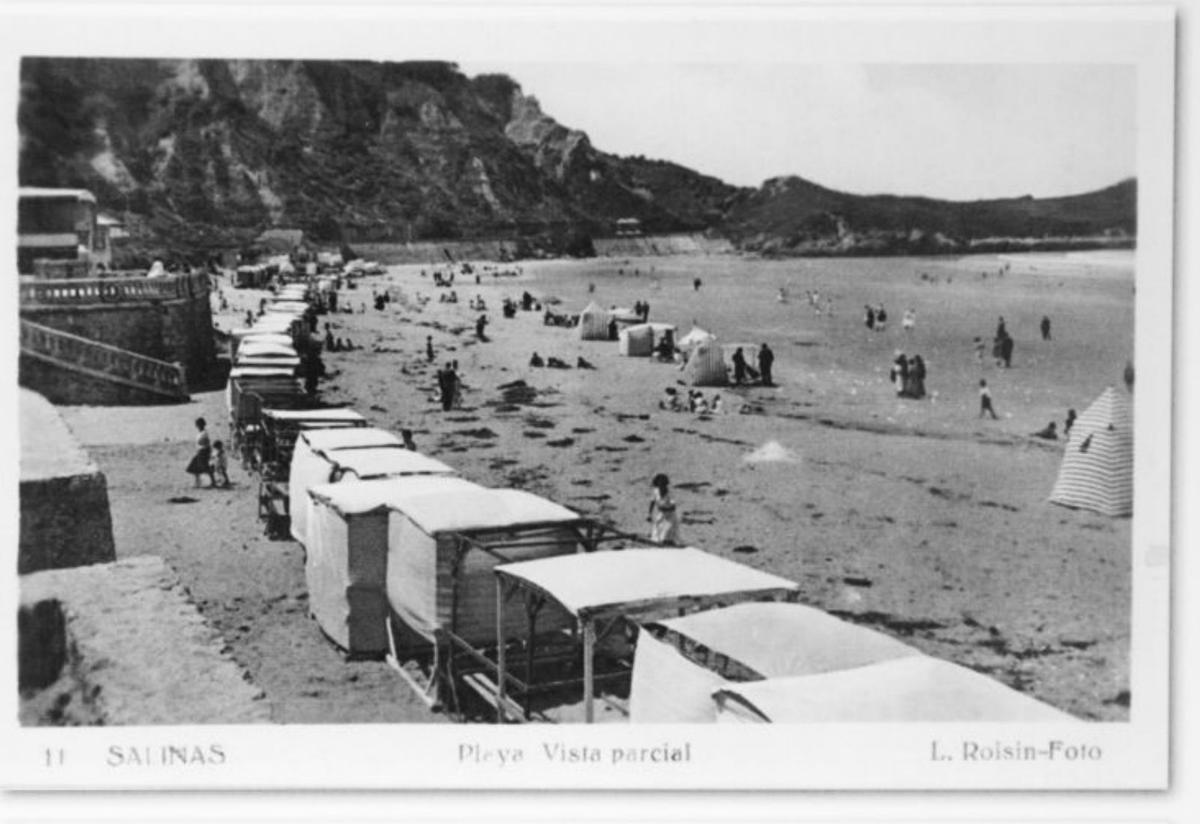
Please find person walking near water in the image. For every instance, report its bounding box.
[186,417,216,488]
[647,473,681,546]
[979,379,999,419]
[1040,315,1052,341]
[731,347,748,385]
[758,343,775,386]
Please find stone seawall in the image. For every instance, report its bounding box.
[353,233,734,265]
[19,273,217,385]
[21,293,216,382]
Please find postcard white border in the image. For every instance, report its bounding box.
[0,1,1179,798]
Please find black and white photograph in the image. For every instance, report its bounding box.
[1,0,1184,805]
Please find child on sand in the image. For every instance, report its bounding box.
[211,440,230,488]
[647,473,682,546]
[979,379,999,420]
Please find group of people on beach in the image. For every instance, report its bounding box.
[659,387,725,416]
[323,323,355,352]
[890,351,929,399]
[434,362,463,411]
[864,303,889,332]
[730,344,775,387]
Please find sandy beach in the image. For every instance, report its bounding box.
[60,250,1132,723]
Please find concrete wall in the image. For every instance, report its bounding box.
[19,472,117,574]
[21,291,217,382]
[18,390,117,574]
[19,557,270,725]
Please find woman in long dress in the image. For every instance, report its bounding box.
[185,417,215,488]
[648,473,682,547]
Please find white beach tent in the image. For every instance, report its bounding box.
[712,656,1074,723]
[577,301,613,340]
[1049,386,1133,517]
[684,338,729,386]
[289,427,401,544]
[618,324,653,356]
[619,322,676,357]
[305,475,482,655]
[676,326,715,352]
[385,487,588,648]
[629,601,921,723]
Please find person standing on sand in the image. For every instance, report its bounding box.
[979,379,999,419]
[186,417,215,488]
[758,343,775,386]
[1040,315,1052,341]
[1064,408,1077,437]
[647,473,682,547]
[436,364,454,411]
[732,347,748,385]
[426,335,435,362]
[974,336,986,365]
[891,351,908,394]
[865,305,875,331]
[1000,333,1014,368]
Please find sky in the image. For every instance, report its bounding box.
[460,62,1135,201]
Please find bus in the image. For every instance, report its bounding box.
[18,187,98,276]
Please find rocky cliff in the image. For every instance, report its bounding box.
[19,58,738,256]
[19,58,1135,259]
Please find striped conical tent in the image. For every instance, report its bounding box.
[1049,386,1132,517]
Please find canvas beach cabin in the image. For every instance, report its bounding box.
[629,601,920,723]
[684,338,729,386]
[289,427,454,545]
[577,301,612,340]
[381,487,632,713]
[618,322,676,357]
[712,656,1074,723]
[489,547,799,723]
[1049,386,1133,517]
[305,476,483,656]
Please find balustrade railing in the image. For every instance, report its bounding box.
[20,320,188,399]
[19,271,211,307]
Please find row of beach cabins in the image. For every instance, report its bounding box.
[222,279,1075,724]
